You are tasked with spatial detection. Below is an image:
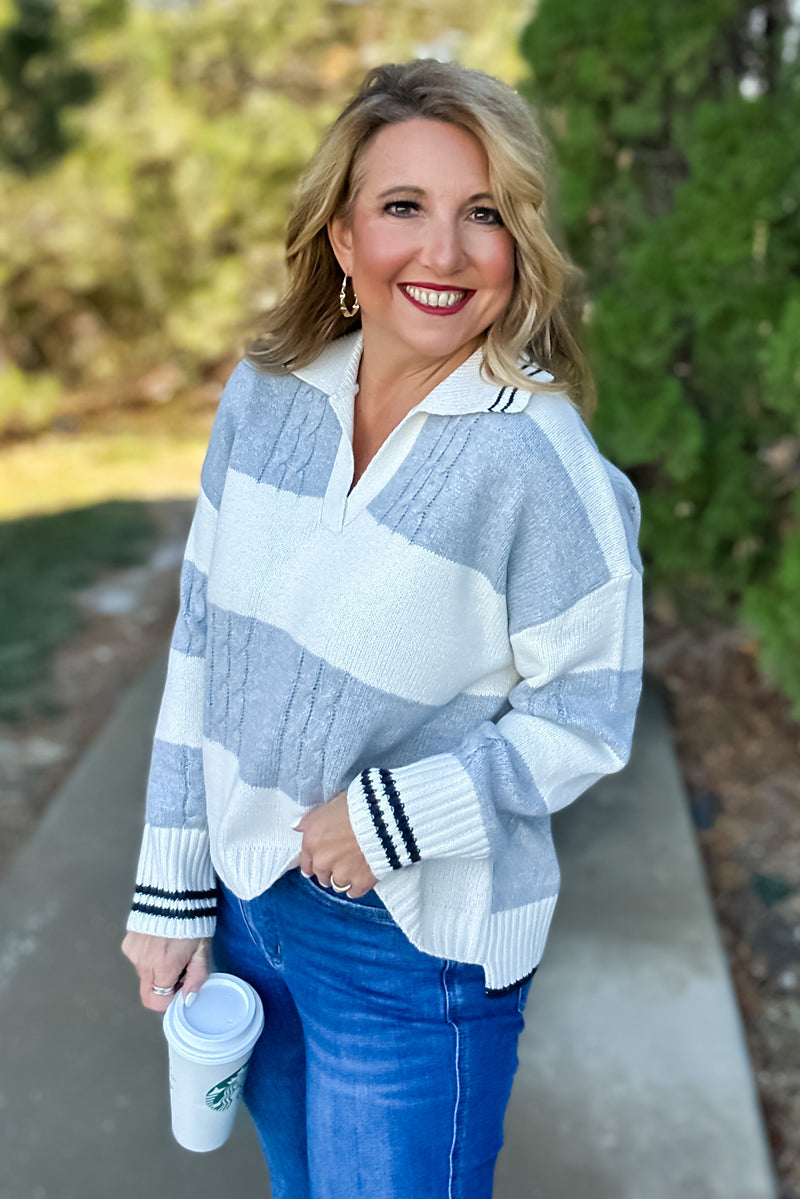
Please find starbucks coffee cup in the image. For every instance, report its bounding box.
[162,972,264,1152]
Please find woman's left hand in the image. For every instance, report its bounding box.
[294,792,379,898]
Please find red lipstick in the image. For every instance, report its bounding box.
[399,283,474,315]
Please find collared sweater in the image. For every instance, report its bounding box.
[127,331,643,991]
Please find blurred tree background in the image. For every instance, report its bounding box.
[0,0,799,707]
[0,0,527,432]
[520,0,800,708]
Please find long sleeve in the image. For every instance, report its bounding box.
[346,448,644,882]
[126,362,256,938]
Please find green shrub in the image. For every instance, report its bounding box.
[521,0,800,710]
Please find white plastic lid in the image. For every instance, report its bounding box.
[163,972,264,1064]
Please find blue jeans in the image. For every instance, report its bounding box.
[212,869,531,1199]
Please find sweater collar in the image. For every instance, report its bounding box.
[293,332,552,417]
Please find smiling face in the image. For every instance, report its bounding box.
[328,119,516,379]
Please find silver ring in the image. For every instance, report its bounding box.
[330,878,352,894]
[152,983,176,996]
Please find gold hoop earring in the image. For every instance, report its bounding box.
[339,274,360,319]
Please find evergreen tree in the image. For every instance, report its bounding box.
[521,0,800,706]
[0,0,113,173]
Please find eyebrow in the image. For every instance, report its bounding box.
[376,186,497,203]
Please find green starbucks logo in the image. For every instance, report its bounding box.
[205,1064,247,1112]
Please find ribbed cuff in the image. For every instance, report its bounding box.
[346,754,491,879]
[126,825,217,939]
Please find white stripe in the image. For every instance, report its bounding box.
[500,709,626,813]
[510,573,642,684]
[462,663,521,697]
[184,488,218,575]
[202,740,304,896]
[154,650,205,748]
[210,471,509,705]
[133,894,216,913]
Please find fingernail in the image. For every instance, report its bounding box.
[184,991,197,1008]
[300,869,312,879]
[291,818,303,831]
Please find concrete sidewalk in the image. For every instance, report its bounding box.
[0,655,778,1199]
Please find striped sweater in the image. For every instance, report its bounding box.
[127,331,643,991]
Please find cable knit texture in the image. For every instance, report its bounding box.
[127,331,644,990]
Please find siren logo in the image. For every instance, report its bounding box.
[205,1063,248,1111]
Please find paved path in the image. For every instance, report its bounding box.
[0,655,778,1198]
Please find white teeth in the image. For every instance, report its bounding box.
[406,286,464,308]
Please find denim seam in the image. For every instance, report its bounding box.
[441,961,461,1199]
[237,895,264,954]
[237,894,283,967]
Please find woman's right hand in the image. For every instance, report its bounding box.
[121,931,211,1012]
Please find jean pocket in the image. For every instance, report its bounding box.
[296,871,396,925]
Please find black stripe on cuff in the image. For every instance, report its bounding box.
[378,768,420,863]
[135,885,217,902]
[130,901,217,920]
[361,770,402,870]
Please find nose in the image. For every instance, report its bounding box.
[420,216,468,275]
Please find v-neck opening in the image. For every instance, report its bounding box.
[306,331,542,533]
[322,405,429,532]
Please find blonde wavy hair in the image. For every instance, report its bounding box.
[247,59,595,416]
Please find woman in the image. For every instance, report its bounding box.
[123,59,643,1199]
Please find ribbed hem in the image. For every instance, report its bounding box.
[126,825,217,939]
[347,755,490,878]
[376,866,559,991]
[485,967,537,997]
